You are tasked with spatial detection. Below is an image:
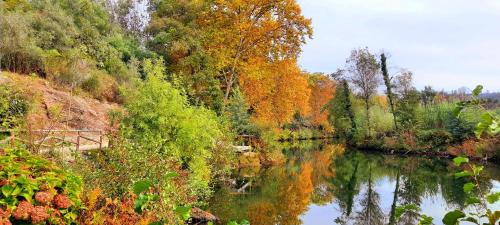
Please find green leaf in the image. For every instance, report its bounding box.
[442,210,465,225]
[472,165,483,175]
[453,102,466,117]
[1,185,14,197]
[462,217,478,224]
[463,182,475,193]
[486,192,500,204]
[164,172,178,180]
[454,171,472,178]
[395,204,419,220]
[465,196,481,205]
[174,206,191,221]
[19,192,32,202]
[453,157,469,166]
[133,180,152,195]
[418,215,433,225]
[472,85,483,97]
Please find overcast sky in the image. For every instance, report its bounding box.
[296,0,500,92]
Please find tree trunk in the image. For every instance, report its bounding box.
[365,97,371,138]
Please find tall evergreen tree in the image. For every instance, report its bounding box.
[381,53,397,130]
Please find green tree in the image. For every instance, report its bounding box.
[346,48,381,138]
[380,53,397,130]
[327,79,356,142]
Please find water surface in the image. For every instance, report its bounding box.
[209,141,500,225]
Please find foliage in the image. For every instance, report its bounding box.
[441,156,499,225]
[239,59,311,127]
[200,0,313,100]
[346,47,381,138]
[454,85,499,138]
[380,53,397,130]
[0,84,30,129]
[0,147,83,224]
[327,79,357,141]
[307,73,336,130]
[0,0,147,101]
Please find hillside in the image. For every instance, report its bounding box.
[0,72,120,131]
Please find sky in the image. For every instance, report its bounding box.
[296,0,500,92]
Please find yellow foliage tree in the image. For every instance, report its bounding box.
[199,0,313,101]
[239,59,311,127]
[307,73,336,130]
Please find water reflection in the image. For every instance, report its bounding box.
[208,142,499,225]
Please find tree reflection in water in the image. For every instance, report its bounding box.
[208,142,499,225]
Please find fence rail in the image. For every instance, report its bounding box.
[0,129,106,151]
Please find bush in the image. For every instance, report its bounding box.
[417,129,453,151]
[75,59,231,221]
[0,84,30,129]
[0,147,83,224]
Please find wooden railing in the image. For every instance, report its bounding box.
[0,129,105,151]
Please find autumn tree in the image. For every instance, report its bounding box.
[200,0,313,101]
[307,73,336,130]
[346,48,381,138]
[147,0,224,112]
[239,58,311,127]
[381,53,397,130]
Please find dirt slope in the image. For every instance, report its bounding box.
[0,72,121,131]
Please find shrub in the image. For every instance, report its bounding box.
[75,59,231,221]
[0,147,83,224]
[417,129,453,151]
[0,84,30,129]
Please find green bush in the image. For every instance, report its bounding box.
[0,147,83,224]
[80,73,101,94]
[76,59,230,219]
[0,84,30,129]
[417,129,453,151]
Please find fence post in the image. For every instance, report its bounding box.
[76,131,80,151]
[99,131,103,149]
[10,130,14,148]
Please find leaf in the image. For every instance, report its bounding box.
[463,182,475,193]
[465,196,481,205]
[454,171,472,179]
[486,192,500,204]
[20,192,33,203]
[453,104,464,117]
[472,165,483,176]
[164,172,178,180]
[453,156,469,166]
[418,215,433,225]
[1,185,14,197]
[395,204,419,220]
[472,85,483,97]
[462,217,478,224]
[442,210,465,225]
[133,180,152,195]
[174,206,191,221]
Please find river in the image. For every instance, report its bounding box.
[208,141,500,225]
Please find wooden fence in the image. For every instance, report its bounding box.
[0,129,105,151]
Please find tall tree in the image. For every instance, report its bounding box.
[346,48,381,138]
[147,0,224,112]
[239,58,311,127]
[308,73,336,130]
[200,0,313,102]
[421,85,437,108]
[327,78,356,141]
[380,53,397,130]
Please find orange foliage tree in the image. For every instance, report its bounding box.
[307,73,336,129]
[239,59,311,127]
[199,0,313,101]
